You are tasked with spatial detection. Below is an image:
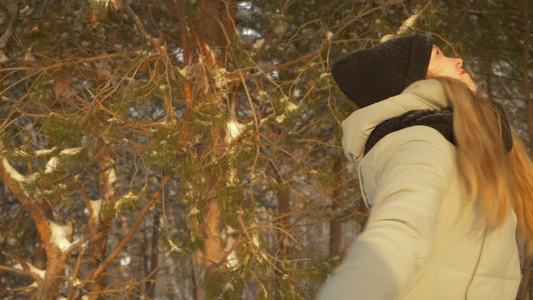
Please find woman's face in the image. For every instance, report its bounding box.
[426,45,477,93]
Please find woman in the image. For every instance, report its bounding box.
[317,34,533,299]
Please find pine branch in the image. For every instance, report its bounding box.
[0,264,32,277]
[1,251,43,283]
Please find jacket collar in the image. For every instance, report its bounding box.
[342,79,451,162]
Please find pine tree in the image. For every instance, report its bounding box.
[1,0,530,299]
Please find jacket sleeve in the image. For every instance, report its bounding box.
[317,126,455,300]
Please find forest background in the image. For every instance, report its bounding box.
[0,0,531,299]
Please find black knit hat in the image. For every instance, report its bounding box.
[331,34,434,108]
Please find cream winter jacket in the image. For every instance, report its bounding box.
[317,79,520,300]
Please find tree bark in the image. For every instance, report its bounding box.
[87,149,118,299]
[0,182,7,293]
[180,0,236,299]
[521,1,533,298]
[274,183,291,297]
[523,0,533,151]
[145,209,161,298]
[0,155,68,299]
[33,230,47,270]
[192,198,225,300]
[329,158,345,256]
[1,181,6,216]
[277,185,291,257]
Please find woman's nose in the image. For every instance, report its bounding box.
[454,58,463,67]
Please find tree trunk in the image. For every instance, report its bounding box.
[41,245,68,299]
[521,0,533,297]
[0,182,7,293]
[87,149,118,299]
[145,210,161,298]
[33,230,47,270]
[523,0,533,151]
[274,183,291,297]
[1,181,6,216]
[277,185,291,257]
[0,151,69,299]
[520,257,530,299]
[329,158,345,256]
[179,0,236,298]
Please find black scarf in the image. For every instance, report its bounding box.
[364,106,513,155]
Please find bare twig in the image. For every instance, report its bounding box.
[123,3,166,57]
[257,0,294,57]
[89,176,170,281]
[1,251,42,283]
[67,247,86,300]
[244,0,403,80]
[0,265,35,278]
[64,230,106,256]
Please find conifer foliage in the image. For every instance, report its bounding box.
[0,0,531,299]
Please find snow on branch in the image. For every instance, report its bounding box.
[226,119,247,144]
[222,225,240,270]
[1,158,25,183]
[214,67,230,90]
[168,238,183,254]
[89,199,103,224]
[188,206,201,217]
[114,191,142,217]
[33,147,58,157]
[275,98,298,124]
[44,147,83,174]
[104,167,117,189]
[90,0,120,10]
[14,262,47,280]
[1,145,82,186]
[49,220,73,252]
[59,147,83,155]
[380,13,421,42]
[2,251,45,283]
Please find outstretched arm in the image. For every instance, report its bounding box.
[317,126,455,299]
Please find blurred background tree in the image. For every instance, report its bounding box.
[0,0,531,299]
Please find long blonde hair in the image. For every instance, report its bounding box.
[439,77,533,253]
